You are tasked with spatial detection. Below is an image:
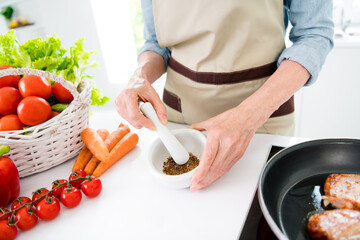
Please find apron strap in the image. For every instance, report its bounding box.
[168,57,277,85]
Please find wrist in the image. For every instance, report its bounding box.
[134,51,166,84]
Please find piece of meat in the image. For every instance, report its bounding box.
[322,174,360,210]
[307,209,360,240]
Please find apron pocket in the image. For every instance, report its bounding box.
[163,88,182,113]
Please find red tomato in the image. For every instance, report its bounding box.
[0,87,22,115]
[0,154,20,208]
[14,207,38,231]
[81,177,102,198]
[35,197,60,221]
[0,65,21,89]
[18,75,52,99]
[50,111,61,118]
[52,82,74,103]
[0,115,24,131]
[0,209,10,221]
[60,187,82,208]
[0,219,17,240]
[69,169,87,189]
[10,196,31,212]
[17,96,51,126]
[31,188,49,207]
[51,179,68,199]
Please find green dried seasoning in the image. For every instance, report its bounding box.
[163,152,200,175]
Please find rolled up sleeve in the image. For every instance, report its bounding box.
[139,0,171,67]
[278,0,334,85]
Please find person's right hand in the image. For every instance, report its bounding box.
[115,75,167,130]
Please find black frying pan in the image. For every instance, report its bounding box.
[258,138,360,240]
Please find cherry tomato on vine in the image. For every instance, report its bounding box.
[0,209,10,221]
[10,196,31,212]
[36,197,60,221]
[60,187,82,208]
[51,179,68,199]
[0,219,17,240]
[52,82,74,103]
[81,178,102,198]
[0,87,22,116]
[32,188,50,207]
[0,115,24,131]
[14,207,38,231]
[17,96,51,126]
[18,75,52,99]
[69,169,87,189]
[0,65,21,89]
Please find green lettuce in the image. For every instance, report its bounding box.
[0,30,109,106]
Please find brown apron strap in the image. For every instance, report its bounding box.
[270,96,294,118]
[163,88,294,117]
[164,57,294,118]
[168,57,277,85]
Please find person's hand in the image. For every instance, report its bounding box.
[115,76,167,130]
[188,103,269,191]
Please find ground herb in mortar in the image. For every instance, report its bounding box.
[162,153,200,175]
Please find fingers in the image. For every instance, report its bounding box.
[190,130,220,191]
[115,77,166,130]
[150,94,168,125]
[188,119,210,131]
[190,129,252,192]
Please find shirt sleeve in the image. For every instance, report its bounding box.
[139,0,171,67]
[278,0,334,85]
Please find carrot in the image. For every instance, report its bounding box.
[81,128,110,163]
[72,128,109,171]
[84,125,130,175]
[93,132,139,177]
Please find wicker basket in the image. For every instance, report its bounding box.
[0,68,91,178]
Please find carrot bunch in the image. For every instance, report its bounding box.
[72,124,139,177]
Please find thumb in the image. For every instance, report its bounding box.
[188,119,210,131]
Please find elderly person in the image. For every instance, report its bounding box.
[116,0,334,191]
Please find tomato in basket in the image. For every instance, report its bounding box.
[0,115,24,131]
[0,87,22,115]
[18,75,52,99]
[17,96,51,126]
[52,82,74,104]
[0,65,21,89]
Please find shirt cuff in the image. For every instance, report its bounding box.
[277,43,324,86]
[138,41,171,69]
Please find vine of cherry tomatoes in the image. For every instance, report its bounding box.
[0,169,102,240]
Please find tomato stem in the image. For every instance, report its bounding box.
[0,175,89,217]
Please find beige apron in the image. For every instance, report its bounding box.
[153,0,295,136]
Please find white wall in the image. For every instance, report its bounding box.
[0,0,138,108]
[295,39,360,139]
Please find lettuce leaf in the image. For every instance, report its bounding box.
[0,30,31,68]
[0,30,108,106]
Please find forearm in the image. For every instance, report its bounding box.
[133,51,166,84]
[240,60,310,126]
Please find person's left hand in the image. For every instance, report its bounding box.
[188,104,267,191]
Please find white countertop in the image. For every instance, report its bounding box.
[15,109,307,240]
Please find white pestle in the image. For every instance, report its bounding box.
[140,102,189,165]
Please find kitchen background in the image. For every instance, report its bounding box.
[1,0,360,139]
